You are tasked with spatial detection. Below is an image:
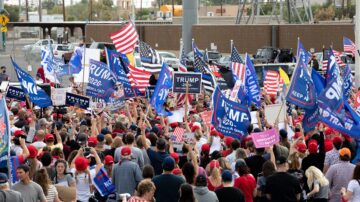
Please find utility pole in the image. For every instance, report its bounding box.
[220,0,223,16]
[62,0,66,21]
[89,0,92,21]
[25,0,29,21]
[38,0,42,22]
[287,0,291,23]
[355,0,360,87]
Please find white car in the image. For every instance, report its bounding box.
[158,51,179,68]
[22,39,55,53]
[52,44,74,59]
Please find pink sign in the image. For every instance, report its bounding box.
[251,128,279,148]
[200,111,212,129]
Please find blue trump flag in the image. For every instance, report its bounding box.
[86,59,117,102]
[302,107,319,133]
[11,58,52,108]
[0,95,11,170]
[319,49,344,113]
[93,167,116,197]
[105,48,137,98]
[244,53,261,108]
[342,64,353,99]
[69,46,84,74]
[286,60,316,109]
[150,63,173,116]
[211,87,251,139]
[311,69,326,96]
[296,40,310,65]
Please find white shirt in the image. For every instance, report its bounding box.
[347,179,360,202]
[71,168,96,202]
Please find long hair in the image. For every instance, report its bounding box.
[305,166,329,189]
[28,157,37,179]
[209,166,222,187]
[179,183,197,202]
[182,162,196,185]
[54,159,71,184]
[288,152,301,170]
[34,168,51,196]
[353,164,360,180]
[262,161,276,178]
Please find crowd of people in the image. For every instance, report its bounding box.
[1,79,360,202]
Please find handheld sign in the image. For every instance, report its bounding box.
[6,86,26,101]
[251,128,279,148]
[173,72,202,94]
[65,92,90,109]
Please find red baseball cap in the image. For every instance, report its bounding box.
[224,137,233,147]
[333,136,343,145]
[44,134,54,141]
[172,168,182,175]
[75,157,89,171]
[209,160,220,170]
[191,125,200,132]
[296,143,307,153]
[121,147,132,156]
[324,139,333,152]
[308,141,318,154]
[210,130,218,137]
[27,145,38,158]
[88,136,98,147]
[104,155,114,165]
[170,152,179,162]
[293,132,302,139]
[14,130,25,137]
[201,144,210,152]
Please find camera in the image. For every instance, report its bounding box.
[83,147,91,157]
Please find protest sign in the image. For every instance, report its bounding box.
[211,87,251,139]
[93,167,116,197]
[265,104,286,125]
[74,48,100,83]
[200,111,212,129]
[173,72,202,94]
[6,86,26,101]
[51,88,70,106]
[65,92,90,109]
[168,108,185,123]
[251,128,279,148]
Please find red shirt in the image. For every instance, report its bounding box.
[234,174,256,202]
[221,149,232,157]
[207,178,223,191]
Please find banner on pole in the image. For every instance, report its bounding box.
[173,72,202,94]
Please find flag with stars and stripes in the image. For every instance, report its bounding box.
[139,41,163,73]
[172,127,185,142]
[174,42,193,108]
[230,46,245,84]
[343,37,356,57]
[193,42,216,94]
[322,49,345,71]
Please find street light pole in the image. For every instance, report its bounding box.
[62,0,66,21]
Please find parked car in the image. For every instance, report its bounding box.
[217,54,254,68]
[314,51,354,73]
[158,51,179,69]
[253,47,294,64]
[22,39,55,53]
[52,44,74,60]
[89,42,116,62]
[185,50,222,70]
[63,43,91,63]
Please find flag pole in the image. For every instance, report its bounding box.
[230,39,233,53]
[275,102,284,123]
[82,42,87,95]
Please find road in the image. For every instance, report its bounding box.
[0,38,42,82]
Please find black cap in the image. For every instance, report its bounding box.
[276,156,287,165]
[0,173,8,185]
[77,133,87,144]
[235,159,247,169]
[195,175,207,186]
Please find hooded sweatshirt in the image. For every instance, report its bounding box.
[194,186,219,202]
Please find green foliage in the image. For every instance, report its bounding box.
[136,8,153,20]
[42,0,55,10]
[4,4,19,22]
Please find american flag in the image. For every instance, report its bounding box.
[230,46,245,84]
[139,41,163,73]
[322,49,345,71]
[264,70,283,96]
[193,42,216,94]
[173,127,184,142]
[174,42,192,108]
[343,37,356,57]
[110,22,138,54]
[121,55,151,93]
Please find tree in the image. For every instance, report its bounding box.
[4,5,19,22]
[42,0,55,10]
